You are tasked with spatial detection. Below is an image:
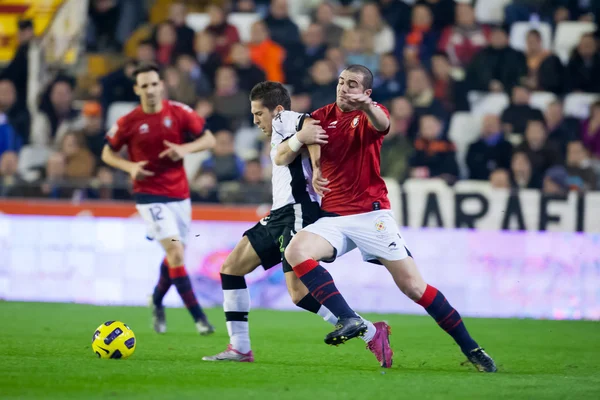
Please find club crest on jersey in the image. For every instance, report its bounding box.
[163,117,172,128]
[139,123,149,134]
[375,219,386,232]
[351,116,360,128]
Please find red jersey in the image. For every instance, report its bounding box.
[311,102,391,216]
[106,100,206,202]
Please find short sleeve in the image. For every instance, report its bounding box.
[367,102,391,135]
[271,111,305,147]
[105,116,129,151]
[183,107,207,140]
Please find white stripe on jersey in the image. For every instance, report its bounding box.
[270,111,320,210]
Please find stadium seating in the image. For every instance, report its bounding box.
[563,92,600,119]
[553,21,597,63]
[448,112,483,179]
[529,91,557,112]
[475,0,511,24]
[469,92,510,116]
[509,21,553,51]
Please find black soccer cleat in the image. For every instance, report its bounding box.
[152,305,166,334]
[465,347,497,372]
[324,316,367,346]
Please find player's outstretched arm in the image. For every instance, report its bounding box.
[101,145,154,181]
[274,119,327,166]
[341,93,390,132]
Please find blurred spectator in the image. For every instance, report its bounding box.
[375,0,411,34]
[153,21,179,66]
[566,33,600,93]
[80,101,105,159]
[389,96,417,139]
[0,79,30,144]
[33,152,73,199]
[210,66,250,131]
[168,2,196,57]
[516,119,563,181]
[313,2,344,48]
[357,3,395,54]
[342,29,380,74]
[372,53,404,103]
[284,23,327,90]
[195,98,231,133]
[489,168,511,189]
[380,98,414,181]
[566,140,597,191]
[199,130,245,182]
[325,47,347,76]
[467,26,527,94]
[86,166,131,200]
[503,0,550,27]
[263,0,301,51]
[405,67,446,127]
[221,159,271,204]
[191,170,220,203]
[510,151,540,189]
[0,112,21,158]
[0,19,34,107]
[409,115,459,184]
[523,29,565,94]
[248,21,286,82]
[395,4,439,69]
[431,51,468,112]
[438,2,490,68]
[580,100,600,159]
[60,132,96,180]
[163,65,197,107]
[466,115,513,180]
[544,100,577,157]
[543,165,569,196]
[420,0,455,31]
[175,54,212,98]
[305,60,338,110]
[229,43,266,93]
[204,5,241,58]
[0,151,25,197]
[501,86,544,136]
[194,31,222,84]
[31,77,82,147]
[87,0,144,52]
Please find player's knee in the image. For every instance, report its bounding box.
[220,258,248,276]
[165,243,185,267]
[401,278,426,302]
[284,237,308,266]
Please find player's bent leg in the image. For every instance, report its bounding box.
[159,238,214,336]
[284,271,337,325]
[379,256,497,372]
[285,231,366,346]
[203,236,261,362]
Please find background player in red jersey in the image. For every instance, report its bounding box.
[101,63,216,335]
[279,65,497,372]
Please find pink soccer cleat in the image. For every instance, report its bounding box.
[367,321,393,368]
[202,345,254,362]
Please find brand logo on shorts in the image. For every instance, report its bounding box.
[351,116,360,128]
[375,219,386,232]
[388,242,397,248]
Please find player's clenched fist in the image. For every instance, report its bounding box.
[312,168,331,197]
[339,93,372,111]
[129,161,154,180]
[297,119,328,145]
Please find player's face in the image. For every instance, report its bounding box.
[251,100,283,136]
[134,71,163,109]
[336,70,372,111]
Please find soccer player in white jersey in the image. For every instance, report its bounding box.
[202,81,388,364]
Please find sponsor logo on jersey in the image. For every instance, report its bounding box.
[164,117,172,128]
[139,123,149,134]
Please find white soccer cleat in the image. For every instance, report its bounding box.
[202,345,254,362]
[196,319,215,336]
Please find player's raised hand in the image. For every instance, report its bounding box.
[312,168,331,197]
[340,93,373,111]
[297,119,328,145]
[129,161,154,180]
[159,140,188,161]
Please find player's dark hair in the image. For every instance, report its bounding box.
[132,62,161,83]
[344,64,374,90]
[249,81,291,111]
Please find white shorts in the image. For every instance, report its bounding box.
[135,199,192,244]
[302,210,410,264]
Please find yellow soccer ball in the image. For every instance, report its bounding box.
[91,321,136,359]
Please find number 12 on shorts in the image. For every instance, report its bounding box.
[150,205,163,221]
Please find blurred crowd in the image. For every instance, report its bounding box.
[1,0,600,204]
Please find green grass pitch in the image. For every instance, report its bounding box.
[1,301,599,399]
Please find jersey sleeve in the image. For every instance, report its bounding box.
[271,111,306,147]
[367,102,391,136]
[105,116,130,151]
[171,101,207,141]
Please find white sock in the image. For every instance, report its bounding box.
[357,313,377,343]
[223,286,251,354]
[317,305,338,325]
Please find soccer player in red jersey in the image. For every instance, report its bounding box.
[279,65,497,372]
[101,63,216,335]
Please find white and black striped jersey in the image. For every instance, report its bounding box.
[270,111,320,211]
